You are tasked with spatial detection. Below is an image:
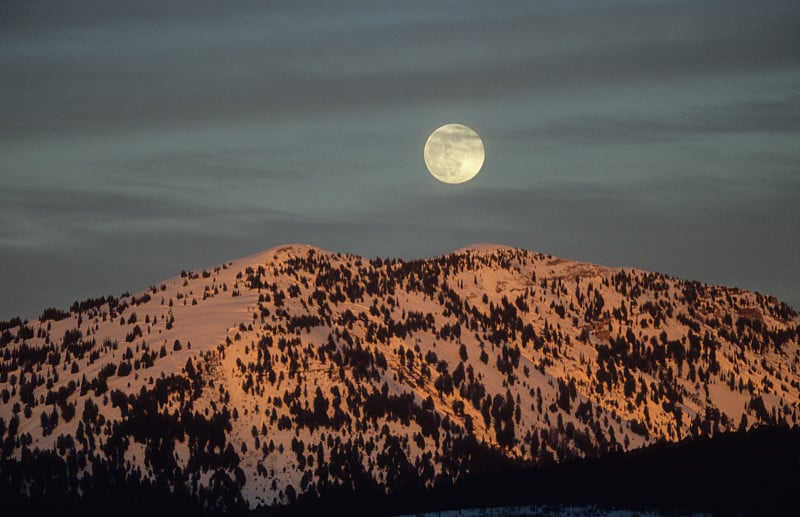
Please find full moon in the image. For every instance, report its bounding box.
[424,123,485,184]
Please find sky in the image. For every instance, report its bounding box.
[1,0,799,320]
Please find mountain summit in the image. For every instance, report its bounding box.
[1,244,798,511]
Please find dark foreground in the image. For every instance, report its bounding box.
[2,426,798,516]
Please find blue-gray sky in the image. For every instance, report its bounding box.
[1,0,799,319]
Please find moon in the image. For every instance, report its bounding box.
[424,123,485,184]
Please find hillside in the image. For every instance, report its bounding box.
[1,244,798,511]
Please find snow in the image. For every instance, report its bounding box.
[1,243,798,508]
[394,505,710,517]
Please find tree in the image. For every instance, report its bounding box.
[313,387,330,425]
[61,402,76,422]
[40,410,50,436]
[557,380,572,413]
[285,484,297,504]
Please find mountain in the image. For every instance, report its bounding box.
[1,244,798,513]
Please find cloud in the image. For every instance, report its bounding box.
[1,0,799,318]
[505,97,800,148]
[3,1,799,140]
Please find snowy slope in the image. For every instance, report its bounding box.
[1,244,798,510]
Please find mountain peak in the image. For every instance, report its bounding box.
[240,243,333,264]
[451,243,518,254]
[1,244,798,511]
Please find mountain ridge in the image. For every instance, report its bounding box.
[1,243,798,511]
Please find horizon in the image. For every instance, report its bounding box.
[3,240,796,322]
